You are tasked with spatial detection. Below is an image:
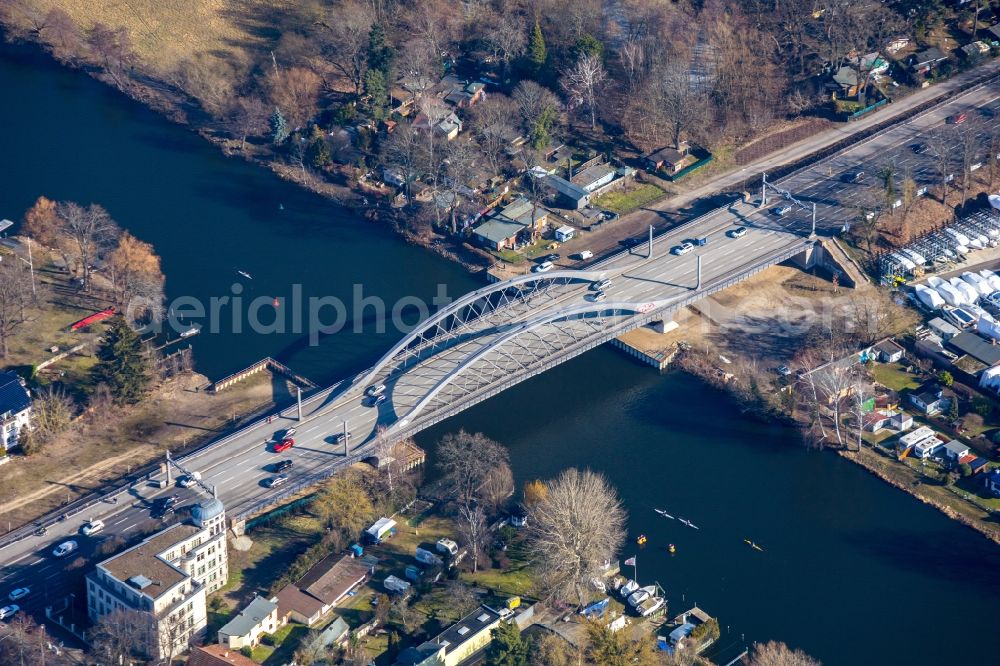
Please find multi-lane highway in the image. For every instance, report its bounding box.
[3,73,1000,628]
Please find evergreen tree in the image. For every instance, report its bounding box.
[363,68,389,120]
[486,621,528,666]
[573,34,604,61]
[307,138,331,168]
[269,107,289,144]
[93,316,151,405]
[367,23,394,80]
[529,21,547,76]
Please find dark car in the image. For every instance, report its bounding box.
[544,253,560,262]
[274,459,293,473]
[331,432,353,444]
[912,143,928,154]
[368,394,387,408]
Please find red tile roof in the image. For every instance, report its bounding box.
[958,453,977,465]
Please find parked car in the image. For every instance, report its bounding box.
[672,242,694,256]
[81,519,105,536]
[544,253,560,262]
[0,605,20,620]
[265,475,288,488]
[274,438,294,453]
[273,459,293,473]
[591,278,612,291]
[532,261,554,273]
[8,587,29,602]
[52,540,78,558]
[773,205,792,216]
[365,383,386,397]
[587,290,607,302]
[577,250,594,260]
[776,365,792,377]
[331,431,352,444]
[728,226,748,239]
[368,394,387,408]
[603,211,620,221]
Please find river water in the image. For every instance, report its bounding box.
[2,42,999,665]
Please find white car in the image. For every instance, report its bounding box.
[773,205,792,216]
[82,519,105,536]
[672,243,694,256]
[578,250,594,260]
[365,383,386,397]
[586,291,607,302]
[728,226,748,239]
[0,604,19,620]
[177,472,201,488]
[7,587,29,602]
[532,261,554,273]
[52,540,78,558]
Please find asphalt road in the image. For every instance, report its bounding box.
[3,75,1000,630]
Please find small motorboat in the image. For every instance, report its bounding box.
[667,543,676,554]
[236,270,253,280]
[179,325,201,339]
[654,508,675,519]
[619,579,639,597]
[744,538,764,552]
[627,585,656,608]
[679,518,699,530]
[637,595,665,617]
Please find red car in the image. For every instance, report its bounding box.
[274,438,294,453]
[947,112,967,125]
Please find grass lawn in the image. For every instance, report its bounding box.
[592,183,666,213]
[251,645,274,662]
[261,624,310,665]
[871,362,923,392]
[462,566,537,598]
[220,513,324,607]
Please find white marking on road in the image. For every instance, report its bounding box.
[122,521,139,532]
[7,552,31,564]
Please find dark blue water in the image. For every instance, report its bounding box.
[3,39,999,666]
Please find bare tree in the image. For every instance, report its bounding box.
[925,129,956,207]
[527,468,626,607]
[457,503,488,573]
[619,37,646,95]
[849,377,873,453]
[262,65,323,128]
[318,0,373,97]
[0,256,34,357]
[382,122,423,206]
[226,95,268,151]
[38,7,82,65]
[485,11,527,78]
[30,385,75,443]
[108,231,165,321]
[957,118,983,207]
[85,23,136,91]
[479,463,514,515]
[435,430,510,508]
[89,608,156,664]
[746,640,822,666]
[561,54,606,130]
[470,95,517,176]
[56,201,121,290]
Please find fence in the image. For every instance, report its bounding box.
[210,357,318,393]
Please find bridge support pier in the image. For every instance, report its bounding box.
[649,319,679,334]
[296,387,302,420]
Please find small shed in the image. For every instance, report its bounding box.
[554,225,575,242]
[942,440,970,462]
[874,338,905,363]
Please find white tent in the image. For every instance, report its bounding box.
[902,248,926,265]
[989,194,1000,211]
[962,272,993,296]
[891,253,916,271]
[980,365,1000,392]
[915,285,944,309]
[980,270,1000,292]
[977,317,1000,342]
[929,277,966,306]
[945,228,971,246]
[950,277,979,303]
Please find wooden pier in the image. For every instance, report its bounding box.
[209,357,318,393]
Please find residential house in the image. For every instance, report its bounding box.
[644,143,690,174]
[471,197,550,251]
[908,47,947,75]
[274,553,374,626]
[554,225,575,242]
[947,331,1000,367]
[509,505,528,528]
[983,468,1000,496]
[412,103,463,141]
[218,596,278,650]
[545,174,590,209]
[86,498,228,660]
[885,36,911,54]
[571,163,617,193]
[275,584,326,626]
[863,411,893,433]
[393,604,512,666]
[873,338,905,363]
[187,644,257,666]
[942,440,970,463]
[899,426,942,458]
[0,371,31,451]
[443,81,485,109]
[667,607,716,653]
[960,41,990,64]
[908,382,947,415]
[856,52,890,76]
[831,66,861,97]
[969,457,990,475]
[890,411,914,431]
